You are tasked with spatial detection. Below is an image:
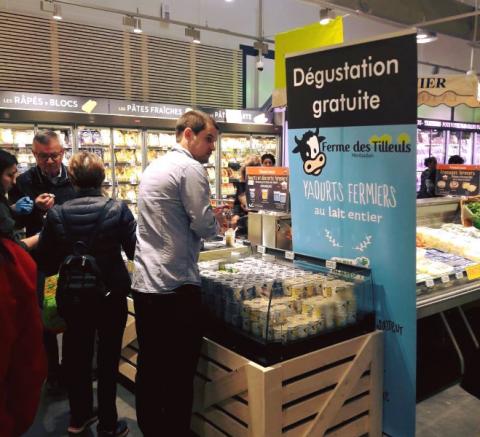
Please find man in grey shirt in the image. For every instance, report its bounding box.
[132,110,223,437]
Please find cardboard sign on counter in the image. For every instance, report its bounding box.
[246,167,289,212]
[435,164,480,196]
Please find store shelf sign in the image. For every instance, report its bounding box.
[435,164,480,196]
[246,166,289,212]
[466,264,480,280]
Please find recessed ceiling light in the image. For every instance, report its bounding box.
[52,3,62,20]
[417,29,437,44]
[133,17,142,33]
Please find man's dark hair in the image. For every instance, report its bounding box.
[175,110,219,141]
[33,130,59,146]
[261,153,276,165]
[424,156,437,167]
[448,155,465,164]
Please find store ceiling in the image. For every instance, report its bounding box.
[302,0,480,41]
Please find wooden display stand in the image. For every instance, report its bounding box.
[120,301,383,437]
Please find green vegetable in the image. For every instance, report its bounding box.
[468,202,480,216]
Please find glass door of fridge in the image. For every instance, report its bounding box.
[416,128,431,192]
[77,126,113,198]
[430,129,446,164]
[446,130,461,162]
[145,130,176,169]
[0,123,35,174]
[112,128,142,217]
[474,133,480,164]
[219,134,251,199]
[251,135,279,163]
[37,124,74,166]
[460,131,474,164]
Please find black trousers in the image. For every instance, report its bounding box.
[62,294,127,430]
[133,286,203,437]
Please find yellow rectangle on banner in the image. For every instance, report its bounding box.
[274,17,344,90]
[466,264,480,280]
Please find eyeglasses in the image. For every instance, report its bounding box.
[35,152,63,161]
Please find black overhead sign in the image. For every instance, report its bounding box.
[286,34,417,128]
[0,91,109,114]
[0,91,271,125]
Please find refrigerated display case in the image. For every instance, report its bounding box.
[459,131,473,164]
[218,134,280,199]
[0,124,35,174]
[112,128,142,212]
[416,197,480,317]
[145,130,176,168]
[77,126,113,184]
[430,129,446,164]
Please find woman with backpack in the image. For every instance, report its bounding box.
[36,151,136,437]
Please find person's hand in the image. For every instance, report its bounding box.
[14,196,34,215]
[35,193,55,211]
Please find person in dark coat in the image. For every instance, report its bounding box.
[36,151,136,437]
[8,130,77,394]
[0,149,37,250]
[417,156,437,199]
[0,237,47,437]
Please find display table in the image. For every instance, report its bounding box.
[120,295,383,437]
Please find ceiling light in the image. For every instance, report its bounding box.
[133,17,142,33]
[52,3,62,20]
[225,0,234,2]
[319,8,335,25]
[185,27,201,44]
[416,29,437,44]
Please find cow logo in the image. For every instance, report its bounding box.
[293,127,327,176]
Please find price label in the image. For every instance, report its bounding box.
[257,245,266,254]
[455,271,464,280]
[466,264,480,281]
[426,279,435,288]
[285,251,295,260]
[326,260,337,270]
[441,275,450,284]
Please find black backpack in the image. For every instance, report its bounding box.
[56,199,113,315]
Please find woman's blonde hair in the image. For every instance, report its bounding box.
[68,152,105,189]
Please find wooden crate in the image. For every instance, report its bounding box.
[192,331,383,437]
[119,298,383,437]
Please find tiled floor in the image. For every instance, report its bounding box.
[25,381,480,436]
[24,383,141,437]
[416,385,480,437]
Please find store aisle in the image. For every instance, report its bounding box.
[416,384,480,436]
[24,383,141,437]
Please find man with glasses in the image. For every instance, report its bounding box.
[10,130,75,236]
[10,130,76,395]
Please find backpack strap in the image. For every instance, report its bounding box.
[60,198,114,254]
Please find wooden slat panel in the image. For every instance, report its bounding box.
[199,409,248,437]
[282,376,370,428]
[127,296,135,314]
[281,335,365,381]
[118,358,136,382]
[201,339,249,370]
[191,414,229,437]
[0,11,242,108]
[283,414,369,437]
[121,345,138,365]
[121,314,136,348]
[283,361,352,404]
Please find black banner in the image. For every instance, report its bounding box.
[0,91,109,114]
[286,34,417,128]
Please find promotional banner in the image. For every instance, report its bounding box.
[273,18,343,107]
[246,167,289,211]
[435,164,480,196]
[286,31,417,436]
